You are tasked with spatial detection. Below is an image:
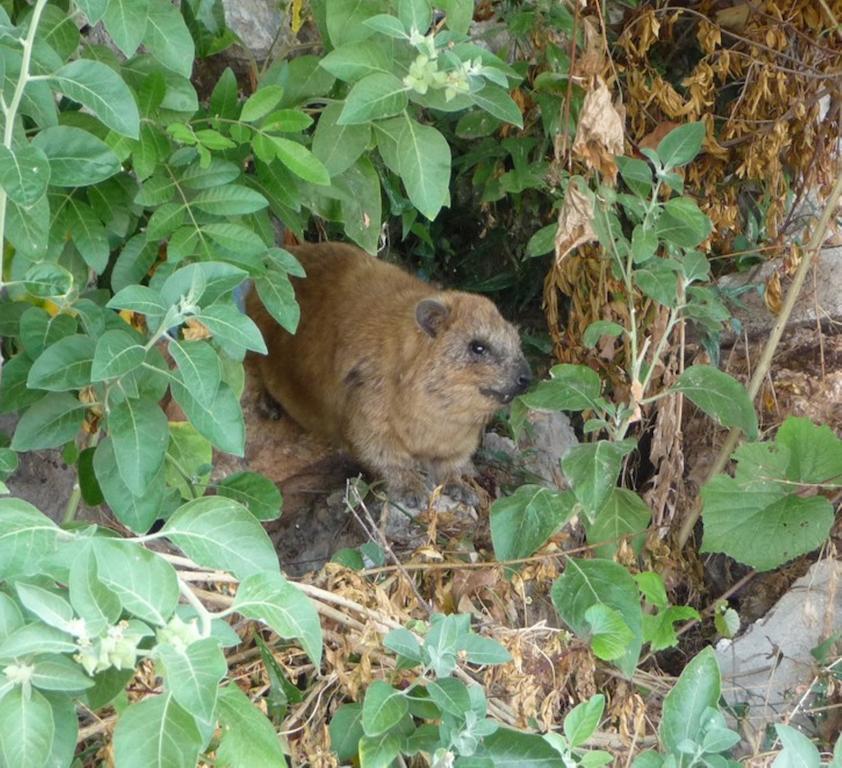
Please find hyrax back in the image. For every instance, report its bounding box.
[246,242,531,503]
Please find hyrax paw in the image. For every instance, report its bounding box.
[257,390,284,421]
[442,481,480,507]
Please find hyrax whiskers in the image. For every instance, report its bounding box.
[246,242,532,505]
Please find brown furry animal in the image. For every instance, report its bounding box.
[247,242,531,504]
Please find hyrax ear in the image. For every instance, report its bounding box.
[415,298,450,337]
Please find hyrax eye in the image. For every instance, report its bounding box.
[469,340,487,355]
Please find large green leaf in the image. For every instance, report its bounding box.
[362,680,408,737]
[91,329,146,381]
[144,0,195,78]
[217,472,283,521]
[69,545,122,636]
[655,122,705,170]
[326,0,385,47]
[561,440,636,521]
[113,693,202,768]
[108,396,169,496]
[312,101,371,176]
[585,489,651,558]
[490,485,575,561]
[319,41,392,82]
[171,381,244,456]
[655,197,712,248]
[191,185,268,216]
[520,364,602,412]
[51,59,140,138]
[0,498,61,581]
[233,572,322,666]
[26,334,95,391]
[162,496,280,580]
[0,143,51,206]
[93,538,178,625]
[255,269,300,334]
[268,136,330,185]
[395,116,451,220]
[32,125,120,186]
[216,685,288,767]
[339,73,408,124]
[672,364,757,438]
[0,687,54,768]
[659,647,720,753]
[102,0,148,56]
[10,393,85,451]
[156,638,226,723]
[195,305,267,354]
[168,339,221,408]
[551,558,642,677]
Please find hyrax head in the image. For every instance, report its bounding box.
[415,293,532,412]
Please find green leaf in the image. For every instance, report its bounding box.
[31,654,95,693]
[440,0,472,33]
[0,594,23,642]
[113,693,202,768]
[217,471,283,521]
[195,304,267,354]
[582,321,624,349]
[255,269,300,334]
[32,126,119,187]
[364,14,408,38]
[170,381,244,457]
[262,108,313,132]
[102,0,148,56]
[192,184,268,216]
[26,334,95,391]
[526,223,557,258]
[616,156,653,197]
[107,285,166,318]
[631,224,658,263]
[156,637,226,723]
[15,582,74,633]
[326,0,385,47]
[655,197,712,248]
[312,101,371,176]
[62,198,110,272]
[701,475,833,571]
[69,545,122,635]
[0,687,54,768]
[564,694,605,748]
[0,356,39,415]
[672,364,757,438]
[398,0,431,32]
[520,364,602,412]
[471,85,523,128]
[0,622,77,659]
[269,135,331,185]
[0,498,61,581]
[179,159,240,190]
[168,340,221,409]
[776,416,842,485]
[634,259,680,307]
[427,678,470,716]
[359,732,401,768]
[562,440,636,520]
[241,85,285,122]
[328,703,364,762]
[202,222,268,256]
[0,143,50,206]
[551,558,642,677]
[22,262,72,299]
[216,685,288,768]
[10,393,85,451]
[91,329,145,381]
[584,489,651,558]
[233,572,322,666]
[490,485,575,561]
[395,117,451,220]
[108,396,169,495]
[50,59,140,138]
[773,724,822,768]
[484,727,569,765]
[144,0,195,78]
[383,627,421,662]
[160,261,248,307]
[459,634,512,666]
[93,437,165,533]
[362,680,408,736]
[93,538,178,625]
[339,73,408,124]
[659,647,720,753]
[656,122,705,170]
[585,603,635,661]
[335,155,382,253]
[162,496,280,580]
[319,41,392,82]
[146,201,185,240]
[642,605,699,652]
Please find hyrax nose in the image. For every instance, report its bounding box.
[515,361,532,392]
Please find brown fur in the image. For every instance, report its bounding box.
[247,242,531,503]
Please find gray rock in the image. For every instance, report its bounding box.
[222,0,287,59]
[716,559,842,742]
[718,246,842,342]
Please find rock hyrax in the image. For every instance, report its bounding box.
[247,242,532,504]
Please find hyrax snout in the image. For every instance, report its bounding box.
[246,241,531,504]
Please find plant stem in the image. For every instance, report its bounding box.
[178,578,213,637]
[0,0,50,288]
[677,165,842,548]
[63,483,82,524]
